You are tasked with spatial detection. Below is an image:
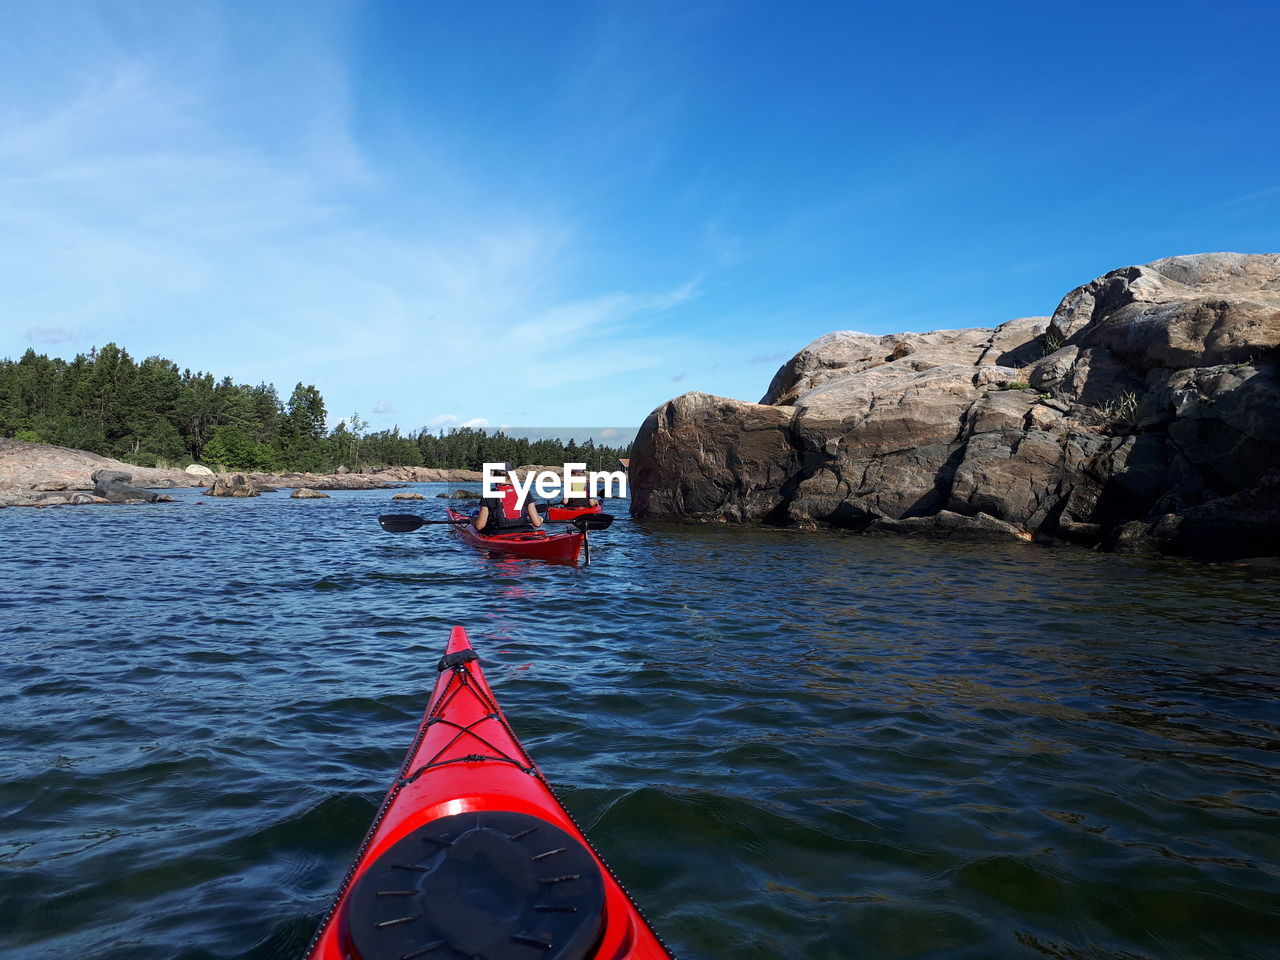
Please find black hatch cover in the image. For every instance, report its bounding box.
[345,810,606,960]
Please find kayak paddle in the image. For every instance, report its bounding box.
[379,513,614,534]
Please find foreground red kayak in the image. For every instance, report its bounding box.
[545,503,604,523]
[305,627,672,960]
[446,508,584,564]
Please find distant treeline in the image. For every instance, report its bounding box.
[0,344,630,473]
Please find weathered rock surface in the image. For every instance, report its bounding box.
[92,469,172,503]
[205,473,264,497]
[291,487,330,499]
[375,466,485,482]
[0,439,204,506]
[0,439,476,508]
[392,491,426,500]
[229,472,399,491]
[632,253,1280,561]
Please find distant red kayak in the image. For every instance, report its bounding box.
[545,502,604,523]
[446,508,584,564]
[305,626,672,960]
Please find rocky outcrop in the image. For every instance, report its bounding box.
[0,439,203,506]
[374,466,485,483]
[92,469,174,503]
[0,439,462,507]
[291,487,329,499]
[632,253,1280,561]
[227,472,399,491]
[205,473,264,497]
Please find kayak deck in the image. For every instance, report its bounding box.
[546,502,604,523]
[305,626,671,959]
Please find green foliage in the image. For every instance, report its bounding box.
[410,426,628,473]
[0,342,632,474]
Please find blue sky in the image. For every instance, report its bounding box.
[1,1,1276,434]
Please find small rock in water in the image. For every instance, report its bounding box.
[291,487,329,499]
[205,473,261,498]
[392,491,426,500]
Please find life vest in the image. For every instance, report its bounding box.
[563,472,593,507]
[483,484,529,533]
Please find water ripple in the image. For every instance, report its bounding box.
[1,486,1278,959]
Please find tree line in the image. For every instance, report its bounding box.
[0,343,630,474]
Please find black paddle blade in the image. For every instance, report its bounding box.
[569,513,614,532]
[379,513,428,533]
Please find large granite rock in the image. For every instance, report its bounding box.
[632,253,1280,561]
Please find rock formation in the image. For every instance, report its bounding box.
[373,466,484,483]
[205,473,264,497]
[291,487,329,499]
[632,253,1280,561]
[0,439,203,506]
[92,469,174,503]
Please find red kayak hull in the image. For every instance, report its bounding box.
[447,508,584,564]
[305,626,671,960]
[545,503,604,523]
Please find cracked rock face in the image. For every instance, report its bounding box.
[631,253,1280,560]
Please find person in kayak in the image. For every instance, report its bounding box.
[474,464,544,533]
[561,468,599,510]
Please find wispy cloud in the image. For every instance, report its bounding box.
[0,4,714,429]
[24,326,80,344]
[1217,184,1280,209]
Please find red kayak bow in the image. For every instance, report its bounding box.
[305,626,672,960]
[446,508,584,564]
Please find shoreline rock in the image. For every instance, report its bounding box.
[632,253,1280,562]
[93,469,173,503]
[0,438,478,507]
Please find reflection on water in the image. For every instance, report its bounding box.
[1,485,1278,959]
